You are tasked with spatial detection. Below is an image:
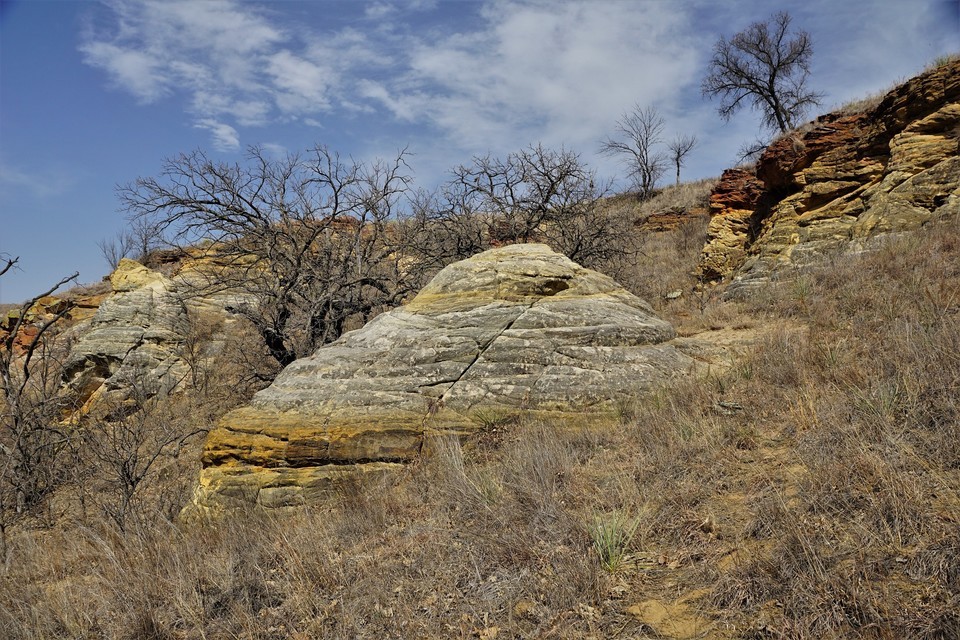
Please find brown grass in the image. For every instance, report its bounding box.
[638,178,718,219]
[2,203,959,637]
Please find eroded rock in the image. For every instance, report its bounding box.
[699,58,960,294]
[193,244,694,511]
[62,260,192,413]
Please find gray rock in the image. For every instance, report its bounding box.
[195,244,694,510]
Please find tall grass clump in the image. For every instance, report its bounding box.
[592,510,640,573]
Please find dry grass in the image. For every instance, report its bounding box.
[637,178,718,219]
[2,202,959,637]
[711,217,960,638]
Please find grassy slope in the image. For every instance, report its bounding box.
[2,188,959,638]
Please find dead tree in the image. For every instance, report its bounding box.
[702,11,822,134]
[600,105,667,199]
[0,259,78,533]
[120,145,429,370]
[667,134,698,187]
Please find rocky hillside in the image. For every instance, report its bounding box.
[3,57,960,640]
[700,57,959,294]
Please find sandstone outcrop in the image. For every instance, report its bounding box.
[61,259,194,413]
[636,208,710,233]
[194,244,694,510]
[699,58,960,293]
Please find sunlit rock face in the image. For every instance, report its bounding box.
[61,258,250,418]
[193,243,693,511]
[61,259,192,413]
[700,58,960,294]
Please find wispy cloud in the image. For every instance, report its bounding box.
[362,0,703,179]
[0,161,78,199]
[80,40,170,102]
[193,119,240,151]
[80,0,702,160]
[80,0,335,147]
[260,143,289,158]
[79,0,958,184]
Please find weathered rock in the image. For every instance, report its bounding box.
[193,244,694,511]
[636,208,709,233]
[699,169,766,281]
[62,262,192,413]
[58,255,255,417]
[700,58,960,294]
[109,257,165,292]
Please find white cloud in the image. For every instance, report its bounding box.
[80,0,704,164]
[80,0,336,148]
[364,3,396,20]
[194,119,240,151]
[267,50,334,114]
[79,41,169,102]
[78,0,957,186]
[260,143,289,157]
[372,1,701,157]
[802,1,958,111]
[0,161,78,199]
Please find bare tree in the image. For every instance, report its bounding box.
[98,232,135,271]
[98,218,163,270]
[119,145,428,370]
[422,144,627,269]
[0,259,79,539]
[78,376,203,531]
[395,187,489,274]
[667,134,698,187]
[600,105,666,199]
[702,11,822,134]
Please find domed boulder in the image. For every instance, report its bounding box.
[193,244,694,510]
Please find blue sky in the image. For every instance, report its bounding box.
[1,0,957,303]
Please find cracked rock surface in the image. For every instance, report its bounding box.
[62,259,192,413]
[194,244,693,510]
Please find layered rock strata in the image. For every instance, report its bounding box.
[61,259,248,416]
[700,58,960,293]
[62,259,193,413]
[195,244,693,510]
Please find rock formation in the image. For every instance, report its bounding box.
[700,58,959,293]
[194,244,694,510]
[61,259,194,413]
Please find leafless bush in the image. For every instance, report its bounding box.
[422,143,635,271]
[76,379,204,532]
[0,265,79,545]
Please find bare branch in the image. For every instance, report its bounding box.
[702,11,822,134]
[120,146,423,371]
[600,105,666,199]
[0,256,16,279]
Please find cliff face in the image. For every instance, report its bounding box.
[60,260,195,414]
[51,259,250,418]
[700,58,960,292]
